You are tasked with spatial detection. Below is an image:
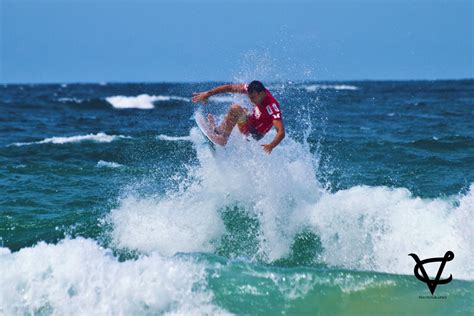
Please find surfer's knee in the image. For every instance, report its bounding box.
[229,104,245,119]
[229,103,243,112]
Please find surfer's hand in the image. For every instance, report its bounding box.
[261,143,274,154]
[192,91,210,104]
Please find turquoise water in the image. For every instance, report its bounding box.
[0,80,473,314]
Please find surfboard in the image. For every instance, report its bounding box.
[194,111,224,147]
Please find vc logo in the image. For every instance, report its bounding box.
[409,251,454,295]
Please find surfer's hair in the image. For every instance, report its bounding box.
[247,80,266,94]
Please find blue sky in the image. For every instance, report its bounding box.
[1,0,472,83]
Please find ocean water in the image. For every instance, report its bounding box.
[0,80,473,315]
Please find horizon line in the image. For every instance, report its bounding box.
[1,77,473,86]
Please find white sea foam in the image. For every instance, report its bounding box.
[109,127,324,261]
[0,238,227,315]
[303,84,358,92]
[58,97,83,104]
[306,184,474,280]
[97,160,123,168]
[108,124,474,280]
[157,134,192,142]
[105,94,190,109]
[11,132,130,146]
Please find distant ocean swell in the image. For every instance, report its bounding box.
[9,133,131,147]
[57,94,191,110]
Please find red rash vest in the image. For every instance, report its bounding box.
[240,84,282,136]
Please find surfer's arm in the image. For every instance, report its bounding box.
[261,120,285,154]
[208,84,246,95]
[192,84,247,103]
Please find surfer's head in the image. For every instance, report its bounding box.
[247,80,266,105]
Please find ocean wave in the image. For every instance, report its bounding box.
[10,132,131,146]
[157,134,192,142]
[58,97,84,104]
[0,238,226,315]
[1,238,471,314]
[308,184,474,280]
[108,192,226,256]
[302,84,358,92]
[105,94,190,109]
[408,135,474,150]
[108,128,474,280]
[96,160,123,168]
[207,262,471,313]
[108,128,324,259]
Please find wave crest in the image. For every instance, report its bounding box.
[10,132,131,146]
[157,134,192,142]
[303,84,358,92]
[105,94,189,109]
[97,160,123,168]
[108,127,474,280]
[0,238,226,314]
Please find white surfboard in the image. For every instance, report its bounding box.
[194,111,224,147]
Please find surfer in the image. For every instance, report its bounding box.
[192,81,285,153]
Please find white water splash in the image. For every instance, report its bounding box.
[97,160,123,168]
[10,133,131,146]
[303,84,358,92]
[106,94,189,109]
[307,184,474,280]
[109,127,324,261]
[108,125,474,280]
[157,134,192,142]
[0,238,228,315]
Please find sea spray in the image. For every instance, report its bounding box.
[0,238,226,315]
[108,126,325,261]
[108,126,474,282]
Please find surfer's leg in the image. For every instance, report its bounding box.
[218,104,246,138]
[207,114,217,131]
[205,104,246,146]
